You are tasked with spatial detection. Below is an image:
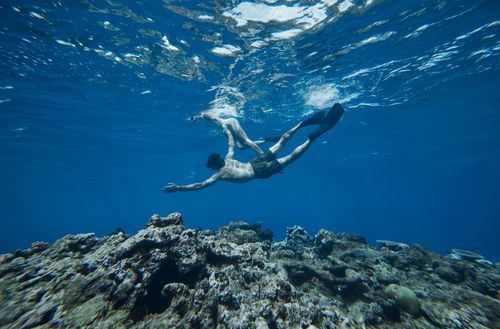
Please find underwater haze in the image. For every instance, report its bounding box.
[0,0,499,259]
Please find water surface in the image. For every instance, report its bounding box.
[1,0,499,258]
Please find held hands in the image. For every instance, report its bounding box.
[162,183,181,193]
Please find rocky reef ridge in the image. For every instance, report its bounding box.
[0,213,498,328]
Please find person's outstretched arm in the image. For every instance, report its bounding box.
[163,174,219,193]
[191,111,224,125]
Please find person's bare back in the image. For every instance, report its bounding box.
[217,158,254,182]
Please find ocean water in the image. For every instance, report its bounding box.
[0,0,499,260]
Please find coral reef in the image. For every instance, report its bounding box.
[0,213,498,328]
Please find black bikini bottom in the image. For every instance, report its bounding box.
[250,150,282,179]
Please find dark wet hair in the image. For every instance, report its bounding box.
[206,153,224,170]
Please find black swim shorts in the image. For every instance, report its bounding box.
[250,150,283,179]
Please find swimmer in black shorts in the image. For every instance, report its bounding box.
[163,103,344,193]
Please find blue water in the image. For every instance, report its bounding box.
[1,0,499,259]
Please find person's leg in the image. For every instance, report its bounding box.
[268,109,332,154]
[268,123,302,154]
[225,118,264,154]
[276,139,312,168]
[276,104,344,167]
[244,139,264,154]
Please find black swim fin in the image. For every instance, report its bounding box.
[299,110,326,127]
[308,103,344,141]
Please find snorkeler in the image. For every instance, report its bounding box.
[163,103,344,192]
[189,111,269,155]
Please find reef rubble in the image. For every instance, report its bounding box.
[0,213,498,329]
